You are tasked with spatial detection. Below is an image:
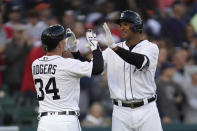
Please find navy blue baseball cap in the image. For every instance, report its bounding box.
[160,62,174,72]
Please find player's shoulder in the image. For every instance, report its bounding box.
[32,57,40,65]
[32,55,64,64]
[64,58,78,63]
[62,58,86,66]
[140,40,159,50]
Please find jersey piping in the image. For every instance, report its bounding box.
[130,65,134,99]
[122,43,128,100]
[38,56,61,61]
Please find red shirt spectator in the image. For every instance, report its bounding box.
[3,25,13,41]
[21,46,45,92]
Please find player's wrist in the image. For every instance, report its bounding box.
[112,45,119,51]
[110,43,117,49]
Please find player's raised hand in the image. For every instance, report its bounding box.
[102,22,117,48]
[86,29,98,51]
[65,28,78,52]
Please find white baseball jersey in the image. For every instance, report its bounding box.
[103,40,159,100]
[32,55,93,113]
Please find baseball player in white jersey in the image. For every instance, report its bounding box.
[101,10,163,131]
[69,10,163,131]
[32,24,103,131]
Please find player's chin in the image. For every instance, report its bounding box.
[121,30,129,36]
[120,33,127,39]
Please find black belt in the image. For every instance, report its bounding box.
[113,96,156,109]
[40,111,79,117]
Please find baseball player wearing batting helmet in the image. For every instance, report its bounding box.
[101,10,163,131]
[32,24,103,131]
[69,10,163,131]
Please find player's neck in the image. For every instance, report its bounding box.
[46,50,62,56]
[126,37,141,47]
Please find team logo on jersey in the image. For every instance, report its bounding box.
[43,57,48,61]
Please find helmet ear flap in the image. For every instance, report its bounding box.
[130,24,143,33]
[130,24,137,32]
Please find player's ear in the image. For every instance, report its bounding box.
[59,39,66,49]
[56,42,62,50]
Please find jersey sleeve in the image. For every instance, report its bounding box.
[137,43,159,70]
[65,58,93,78]
[102,48,110,73]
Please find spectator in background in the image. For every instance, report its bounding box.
[26,9,48,47]
[172,48,190,87]
[5,5,23,30]
[157,62,185,123]
[62,10,76,29]
[4,25,33,96]
[186,34,197,64]
[45,15,59,26]
[95,0,115,15]
[82,102,111,127]
[0,11,13,53]
[89,73,113,117]
[155,47,168,79]
[79,76,92,121]
[0,0,6,16]
[0,11,13,88]
[156,0,176,12]
[34,3,51,22]
[183,66,197,124]
[182,24,196,48]
[144,11,161,40]
[161,1,187,47]
[85,0,116,29]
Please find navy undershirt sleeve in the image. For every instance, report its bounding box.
[113,46,146,69]
[92,46,104,75]
[72,51,91,62]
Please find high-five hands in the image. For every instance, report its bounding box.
[86,29,98,51]
[102,22,117,49]
[66,28,78,52]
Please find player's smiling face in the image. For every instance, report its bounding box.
[119,21,134,39]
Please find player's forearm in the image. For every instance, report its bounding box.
[112,46,149,69]
[71,51,91,62]
[92,46,104,75]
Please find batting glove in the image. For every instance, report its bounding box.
[102,22,117,49]
[65,28,78,52]
[86,29,98,51]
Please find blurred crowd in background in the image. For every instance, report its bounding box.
[0,0,197,128]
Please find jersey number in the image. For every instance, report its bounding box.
[34,77,60,101]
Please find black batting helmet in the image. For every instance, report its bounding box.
[41,24,68,51]
[115,10,143,33]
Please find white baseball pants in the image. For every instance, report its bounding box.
[37,115,81,131]
[112,101,163,131]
